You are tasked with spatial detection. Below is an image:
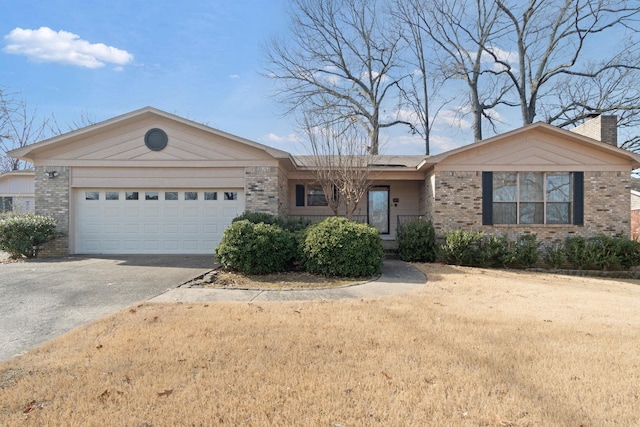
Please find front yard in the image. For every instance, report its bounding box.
[1,263,639,426]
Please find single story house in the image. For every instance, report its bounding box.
[0,169,35,213]
[8,107,640,256]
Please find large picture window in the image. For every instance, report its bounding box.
[306,185,328,207]
[491,172,573,224]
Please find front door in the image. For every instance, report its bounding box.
[368,186,389,234]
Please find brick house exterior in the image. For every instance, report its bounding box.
[9,108,640,256]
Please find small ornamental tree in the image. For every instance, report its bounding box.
[0,213,57,258]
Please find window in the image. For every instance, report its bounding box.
[488,172,575,225]
[205,192,217,200]
[85,191,99,201]
[125,191,139,200]
[306,185,328,206]
[165,192,178,200]
[224,192,237,201]
[106,192,119,200]
[0,197,13,213]
[145,192,159,201]
[185,191,198,201]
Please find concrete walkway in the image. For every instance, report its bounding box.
[150,260,426,303]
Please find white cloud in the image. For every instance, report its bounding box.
[229,74,240,79]
[3,27,133,69]
[261,132,302,144]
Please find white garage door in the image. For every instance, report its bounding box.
[74,189,244,254]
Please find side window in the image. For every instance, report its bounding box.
[204,192,217,200]
[165,192,178,200]
[224,192,237,201]
[85,191,99,201]
[185,192,198,201]
[125,192,139,200]
[306,185,327,206]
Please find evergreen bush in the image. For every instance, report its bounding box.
[397,219,436,262]
[0,213,57,258]
[215,220,295,274]
[303,216,383,277]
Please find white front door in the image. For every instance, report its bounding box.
[74,189,244,254]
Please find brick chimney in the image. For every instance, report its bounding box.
[570,114,618,147]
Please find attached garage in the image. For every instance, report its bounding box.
[8,107,292,257]
[74,188,244,254]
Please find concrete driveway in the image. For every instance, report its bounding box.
[0,255,215,362]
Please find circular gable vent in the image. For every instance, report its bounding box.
[144,128,168,151]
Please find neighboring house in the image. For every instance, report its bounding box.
[8,107,640,256]
[0,170,35,213]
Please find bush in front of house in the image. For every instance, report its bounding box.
[303,216,383,277]
[0,213,57,258]
[232,211,311,232]
[438,230,540,268]
[552,235,640,270]
[502,234,541,268]
[215,220,296,274]
[438,229,485,266]
[397,218,436,262]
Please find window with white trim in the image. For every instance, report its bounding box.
[492,172,572,224]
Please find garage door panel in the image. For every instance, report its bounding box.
[75,189,243,254]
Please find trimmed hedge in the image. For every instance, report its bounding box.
[0,213,57,258]
[215,220,296,274]
[397,219,436,262]
[438,230,540,268]
[303,217,383,277]
[546,235,640,270]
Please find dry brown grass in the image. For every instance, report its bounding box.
[1,263,639,426]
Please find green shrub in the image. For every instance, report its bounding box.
[506,234,541,268]
[303,217,383,277]
[215,220,295,274]
[438,229,485,266]
[562,235,640,270]
[615,238,640,270]
[544,243,567,269]
[479,234,510,268]
[232,211,311,232]
[0,213,57,258]
[397,219,436,262]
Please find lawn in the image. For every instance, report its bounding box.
[1,263,639,426]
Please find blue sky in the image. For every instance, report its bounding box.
[2,1,613,156]
[1,1,332,153]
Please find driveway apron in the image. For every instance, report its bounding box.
[0,255,215,362]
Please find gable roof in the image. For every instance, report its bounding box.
[8,106,294,164]
[418,122,640,170]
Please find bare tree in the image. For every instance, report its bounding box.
[391,0,447,154]
[542,62,640,150]
[492,0,640,126]
[264,0,414,154]
[301,115,374,218]
[397,0,514,141]
[0,91,52,172]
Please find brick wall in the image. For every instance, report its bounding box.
[34,166,70,256]
[244,166,281,215]
[277,167,289,217]
[428,170,631,246]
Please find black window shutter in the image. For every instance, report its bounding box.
[295,184,305,207]
[482,172,493,225]
[573,172,584,225]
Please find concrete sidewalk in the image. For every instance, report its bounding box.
[150,260,426,303]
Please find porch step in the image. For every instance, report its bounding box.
[384,248,401,260]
